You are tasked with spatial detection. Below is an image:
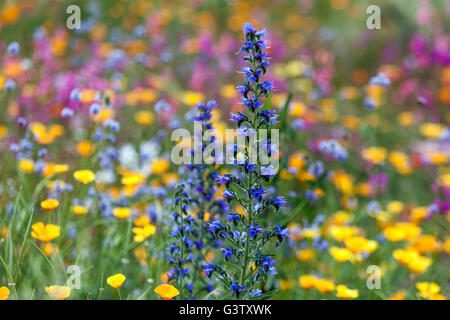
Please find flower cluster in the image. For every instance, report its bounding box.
[203,23,288,299]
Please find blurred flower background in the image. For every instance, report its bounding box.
[0,0,449,300]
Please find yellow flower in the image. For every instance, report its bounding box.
[0,286,10,300]
[336,284,359,299]
[386,201,404,214]
[299,275,317,289]
[154,284,180,300]
[361,147,387,164]
[113,207,132,219]
[182,91,204,106]
[408,255,432,274]
[73,170,95,184]
[420,123,445,139]
[296,248,315,262]
[121,173,145,186]
[31,222,60,242]
[135,110,155,125]
[389,291,406,300]
[393,248,432,274]
[384,223,421,242]
[151,158,169,175]
[314,278,336,294]
[329,246,353,262]
[107,274,126,289]
[45,285,71,300]
[411,235,441,254]
[76,140,95,157]
[344,236,378,254]
[72,205,88,216]
[18,158,34,173]
[132,224,156,242]
[40,199,59,211]
[133,215,151,227]
[416,282,445,299]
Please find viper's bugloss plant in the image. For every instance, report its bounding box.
[171,100,222,298]
[203,23,288,299]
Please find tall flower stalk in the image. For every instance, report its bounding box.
[203,23,288,299]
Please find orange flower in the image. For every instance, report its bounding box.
[154,284,180,300]
[73,170,95,184]
[45,286,71,300]
[40,199,59,211]
[31,222,60,242]
[107,274,126,289]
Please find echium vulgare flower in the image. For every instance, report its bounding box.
[179,100,223,296]
[167,184,195,299]
[203,23,288,299]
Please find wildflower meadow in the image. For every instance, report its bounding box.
[0,0,449,304]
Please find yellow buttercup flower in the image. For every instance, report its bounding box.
[31,222,60,242]
[154,284,180,300]
[361,147,387,164]
[296,248,315,262]
[389,291,406,300]
[113,207,132,219]
[73,170,95,184]
[416,282,445,300]
[135,110,155,125]
[393,248,432,274]
[329,246,353,262]
[336,285,359,299]
[314,278,336,294]
[40,199,59,211]
[72,205,88,216]
[419,123,445,139]
[383,222,421,242]
[182,91,204,106]
[151,158,170,175]
[76,140,95,157]
[18,158,34,173]
[45,285,71,300]
[0,286,10,300]
[133,215,151,227]
[344,236,378,254]
[121,173,145,186]
[132,224,156,242]
[299,274,317,290]
[107,274,126,289]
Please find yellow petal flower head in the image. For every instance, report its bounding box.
[72,205,88,216]
[336,284,359,299]
[361,147,387,165]
[314,278,336,294]
[18,158,35,173]
[132,224,156,242]
[45,285,71,300]
[416,282,441,299]
[40,198,59,211]
[31,222,60,242]
[299,274,317,289]
[329,246,353,262]
[151,158,170,175]
[73,169,95,184]
[107,274,126,289]
[154,284,180,300]
[113,207,132,219]
[0,286,10,300]
[296,248,315,262]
